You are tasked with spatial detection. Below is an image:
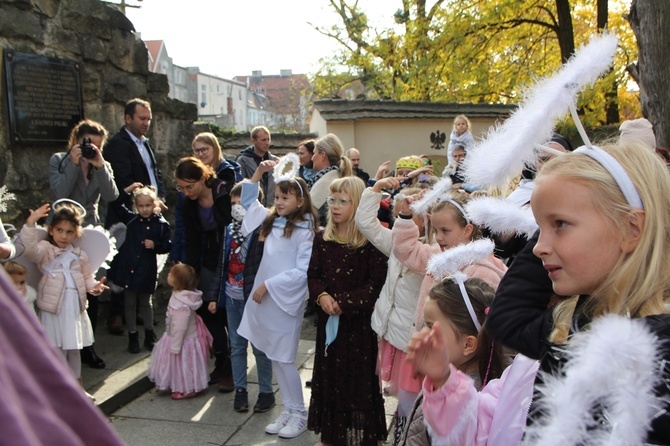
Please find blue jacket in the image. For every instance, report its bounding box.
[108,204,171,293]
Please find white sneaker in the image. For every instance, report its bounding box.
[278,412,308,439]
[265,410,292,435]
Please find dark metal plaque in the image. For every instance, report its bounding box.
[4,50,84,145]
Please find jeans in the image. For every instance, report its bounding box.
[226,295,273,393]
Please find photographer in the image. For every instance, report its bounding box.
[48,119,119,369]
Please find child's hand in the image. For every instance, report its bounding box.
[372,176,403,193]
[407,165,434,179]
[208,301,217,314]
[27,204,50,226]
[250,160,278,183]
[374,160,391,180]
[398,190,425,215]
[319,293,342,316]
[142,239,155,250]
[89,276,109,296]
[406,322,452,388]
[252,282,267,304]
[124,182,143,194]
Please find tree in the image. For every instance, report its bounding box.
[627,0,670,147]
[312,0,637,126]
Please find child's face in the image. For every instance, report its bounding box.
[231,195,241,206]
[48,220,78,248]
[328,191,354,226]
[424,298,470,368]
[10,273,27,295]
[455,118,468,135]
[274,187,303,217]
[396,167,413,177]
[531,174,629,296]
[135,195,155,218]
[431,208,474,251]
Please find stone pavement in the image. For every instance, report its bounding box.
[85,297,397,445]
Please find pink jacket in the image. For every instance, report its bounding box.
[21,224,96,314]
[166,289,203,354]
[422,355,539,446]
[391,218,508,330]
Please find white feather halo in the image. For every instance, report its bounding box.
[523,314,663,446]
[273,152,300,183]
[466,197,538,239]
[426,238,495,282]
[462,33,618,189]
[410,177,453,216]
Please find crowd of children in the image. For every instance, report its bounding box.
[4,85,670,446]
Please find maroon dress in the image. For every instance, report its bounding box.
[307,231,389,446]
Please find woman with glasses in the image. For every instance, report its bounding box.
[307,176,389,446]
[174,156,235,392]
[308,134,353,227]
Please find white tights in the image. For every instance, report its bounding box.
[397,388,419,418]
[60,348,81,379]
[272,360,306,414]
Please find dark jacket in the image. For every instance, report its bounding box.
[107,203,171,294]
[170,159,242,263]
[235,146,278,207]
[104,127,165,228]
[183,178,232,272]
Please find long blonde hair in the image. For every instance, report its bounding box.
[192,132,223,169]
[539,139,670,343]
[323,176,367,249]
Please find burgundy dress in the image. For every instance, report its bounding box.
[307,231,389,446]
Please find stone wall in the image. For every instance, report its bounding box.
[0,0,197,226]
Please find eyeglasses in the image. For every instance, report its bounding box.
[193,147,210,155]
[327,196,352,207]
[176,183,197,192]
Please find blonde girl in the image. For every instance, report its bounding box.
[308,176,388,446]
[447,114,475,165]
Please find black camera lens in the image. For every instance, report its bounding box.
[81,137,96,159]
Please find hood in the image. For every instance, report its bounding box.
[239,146,261,161]
[172,289,203,311]
[217,159,243,183]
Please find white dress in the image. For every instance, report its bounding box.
[39,248,94,350]
[237,182,315,363]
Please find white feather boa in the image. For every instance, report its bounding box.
[410,177,453,216]
[426,238,495,281]
[524,314,664,446]
[466,197,538,239]
[462,33,618,189]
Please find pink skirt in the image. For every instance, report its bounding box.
[148,317,212,394]
[377,338,423,394]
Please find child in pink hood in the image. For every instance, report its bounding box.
[148,264,212,400]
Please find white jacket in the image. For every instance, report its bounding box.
[355,188,423,351]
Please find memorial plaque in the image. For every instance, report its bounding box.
[4,50,84,145]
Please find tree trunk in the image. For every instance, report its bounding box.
[555,0,575,63]
[628,0,670,147]
[598,0,619,125]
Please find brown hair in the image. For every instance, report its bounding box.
[192,132,223,169]
[174,157,216,188]
[67,119,108,152]
[259,177,318,240]
[124,98,151,118]
[431,192,482,240]
[2,260,26,276]
[47,202,84,245]
[169,263,198,291]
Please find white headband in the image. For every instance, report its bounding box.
[53,198,87,218]
[453,271,482,332]
[442,197,470,225]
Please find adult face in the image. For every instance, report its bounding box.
[312,148,329,171]
[193,142,215,167]
[452,149,466,165]
[347,149,361,168]
[125,105,152,139]
[252,131,270,156]
[297,144,313,167]
[176,177,206,201]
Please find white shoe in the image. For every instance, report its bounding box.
[265,410,292,435]
[278,412,308,439]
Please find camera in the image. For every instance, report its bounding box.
[80,137,96,159]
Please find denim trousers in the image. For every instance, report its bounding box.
[225,295,273,393]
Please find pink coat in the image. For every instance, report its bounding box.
[166,290,203,354]
[391,218,508,330]
[422,354,539,445]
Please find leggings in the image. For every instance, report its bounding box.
[60,348,81,378]
[273,360,305,414]
[124,291,153,333]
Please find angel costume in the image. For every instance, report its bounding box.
[237,181,315,363]
[20,224,95,350]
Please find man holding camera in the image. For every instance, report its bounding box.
[48,119,119,369]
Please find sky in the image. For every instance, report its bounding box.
[123,0,396,80]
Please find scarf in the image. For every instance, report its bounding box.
[307,165,338,190]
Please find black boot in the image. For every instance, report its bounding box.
[81,345,106,369]
[128,331,140,354]
[209,353,227,385]
[144,329,157,351]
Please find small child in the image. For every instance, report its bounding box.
[208,182,273,412]
[20,201,107,388]
[446,114,475,165]
[108,184,171,353]
[148,263,212,400]
[2,260,37,315]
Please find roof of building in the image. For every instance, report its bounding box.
[145,40,165,73]
[312,99,516,121]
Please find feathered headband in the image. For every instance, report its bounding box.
[462,33,618,190]
[426,238,495,332]
[272,153,303,196]
[466,197,538,239]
